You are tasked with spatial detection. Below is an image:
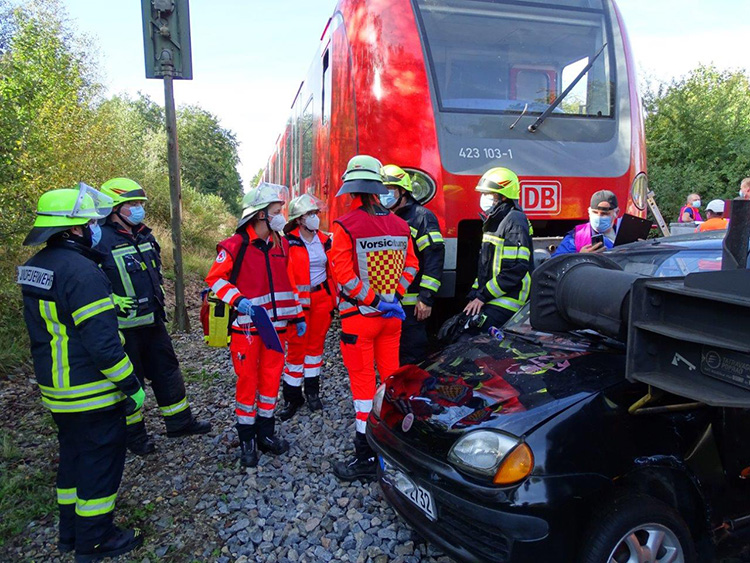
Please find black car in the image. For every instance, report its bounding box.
[368,232,750,563]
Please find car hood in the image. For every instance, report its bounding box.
[380,332,625,440]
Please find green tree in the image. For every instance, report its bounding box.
[177,106,243,213]
[644,65,750,219]
[250,167,264,187]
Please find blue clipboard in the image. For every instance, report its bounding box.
[251,305,283,353]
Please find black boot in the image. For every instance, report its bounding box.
[58,540,74,554]
[277,382,304,421]
[305,377,323,411]
[166,417,211,438]
[127,423,156,456]
[74,527,143,562]
[257,416,289,455]
[333,433,377,481]
[237,424,259,468]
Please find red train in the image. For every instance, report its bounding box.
[264,0,647,298]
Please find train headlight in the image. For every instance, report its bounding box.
[631,172,648,211]
[406,169,437,205]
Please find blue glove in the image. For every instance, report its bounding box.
[296,321,307,337]
[236,298,253,316]
[377,300,406,321]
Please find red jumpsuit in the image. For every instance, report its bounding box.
[283,228,337,391]
[205,227,303,432]
[330,197,419,434]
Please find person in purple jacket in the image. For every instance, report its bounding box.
[552,190,620,256]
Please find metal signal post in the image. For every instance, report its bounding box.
[142,0,193,331]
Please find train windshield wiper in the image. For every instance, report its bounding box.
[527,43,608,133]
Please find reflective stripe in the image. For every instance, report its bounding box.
[39,379,117,399]
[401,294,418,306]
[486,277,504,299]
[304,355,323,365]
[71,297,114,326]
[420,275,441,292]
[275,305,303,318]
[257,407,274,418]
[249,292,297,307]
[236,400,256,412]
[429,231,444,244]
[57,488,77,505]
[500,246,531,261]
[283,373,303,386]
[403,266,418,277]
[299,297,311,307]
[258,394,276,405]
[42,391,125,413]
[409,226,418,238]
[304,366,321,378]
[101,356,133,383]
[211,279,230,293]
[482,233,504,245]
[355,419,367,433]
[126,410,143,425]
[117,312,155,329]
[76,493,117,517]
[39,300,69,389]
[342,278,359,292]
[224,288,241,303]
[285,363,304,373]
[296,284,312,293]
[354,399,373,413]
[416,234,431,252]
[111,250,136,296]
[237,414,256,424]
[486,274,531,312]
[159,398,189,417]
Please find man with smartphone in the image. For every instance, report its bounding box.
[552,191,620,256]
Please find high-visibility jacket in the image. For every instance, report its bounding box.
[469,200,534,314]
[205,225,304,334]
[17,239,142,413]
[679,205,702,223]
[394,198,445,307]
[330,197,419,318]
[285,228,337,310]
[697,217,728,232]
[96,220,165,330]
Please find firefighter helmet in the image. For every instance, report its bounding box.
[99,178,148,206]
[23,183,113,246]
[238,182,288,229]
[287,193,325,222]
[382,164,413,192]
[337,155,388,196]
[475,168,521,200]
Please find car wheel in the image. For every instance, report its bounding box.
[580,494,696,563]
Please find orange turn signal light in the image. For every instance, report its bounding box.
[493,443,534,485]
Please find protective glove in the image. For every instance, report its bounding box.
[377,300,406,321]
[113,294,136,314]
[296,321,307,337]
[236,298,254,317]
[126,387,146,416]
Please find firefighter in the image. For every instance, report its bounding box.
[205,183,305,468]
[381,164,445,365]
[97,178,210,455]
[330,155,419,480]
[277,194,337,421]
[464,167,534,331]
[18,184,144,561]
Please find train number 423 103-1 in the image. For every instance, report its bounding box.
[459,147,513,160]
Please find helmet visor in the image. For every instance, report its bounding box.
[39,183,114,220]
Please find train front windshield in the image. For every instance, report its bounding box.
[414,0,615,119]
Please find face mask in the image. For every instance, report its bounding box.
[590,213,613,233]
[268,213,286,232]
[741,190,747,199]
[691,200,701,208]
[480,194,496,213]
[127,205,146,225]
[303,214,320,231]
[379,189,398,209]
[89,222,102,247]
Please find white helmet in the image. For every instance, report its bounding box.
[238,182,288,229]
[287,193,325,222]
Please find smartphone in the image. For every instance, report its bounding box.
[591,234,604,247]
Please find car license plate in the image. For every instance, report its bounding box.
[380,457,437,521]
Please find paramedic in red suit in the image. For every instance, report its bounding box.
[277,194,337,420]
[329,155,419,481]
[205,183,305,468]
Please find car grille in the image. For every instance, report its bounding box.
[439,503,511,562]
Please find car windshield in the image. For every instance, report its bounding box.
[414,0,615,117]
[504,244,724,346]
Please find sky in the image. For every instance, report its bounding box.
[58,0,750,188]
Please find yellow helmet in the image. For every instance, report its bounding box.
[382,164,412,192]
[100,178,148,206]
[475,167,520,200]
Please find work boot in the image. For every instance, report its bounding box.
[305,393,323,411]
[257,416,290,455]
[305,377,323,411]
[74,527,143,562]
[239,437,259,468]
[278,381,304,421]
[166,417,211,438]
[58,540,74,554]
[127,434,156,456]
[333,433,377,481]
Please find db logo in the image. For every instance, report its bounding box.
[521,181,561,216]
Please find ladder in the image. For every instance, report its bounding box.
[647,190,671,237]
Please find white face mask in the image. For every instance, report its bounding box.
[303,214,320,231]
[480,194,496,213]
[268,213,286,232]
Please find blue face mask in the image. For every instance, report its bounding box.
[692,200,701,208]
[379,189,398,209]
[590,213,613,233]
[127,205,146,225]
[89,222,102,247]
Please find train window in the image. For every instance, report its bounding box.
[415,0,614,118]
[302,97,314,179]
[322,50,331,124]
[285,124,292,188]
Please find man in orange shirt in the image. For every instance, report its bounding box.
[696,200,728,232]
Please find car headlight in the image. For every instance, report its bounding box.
[372,383,386,418]
[448,430,534,485]
[631,172,648,211]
